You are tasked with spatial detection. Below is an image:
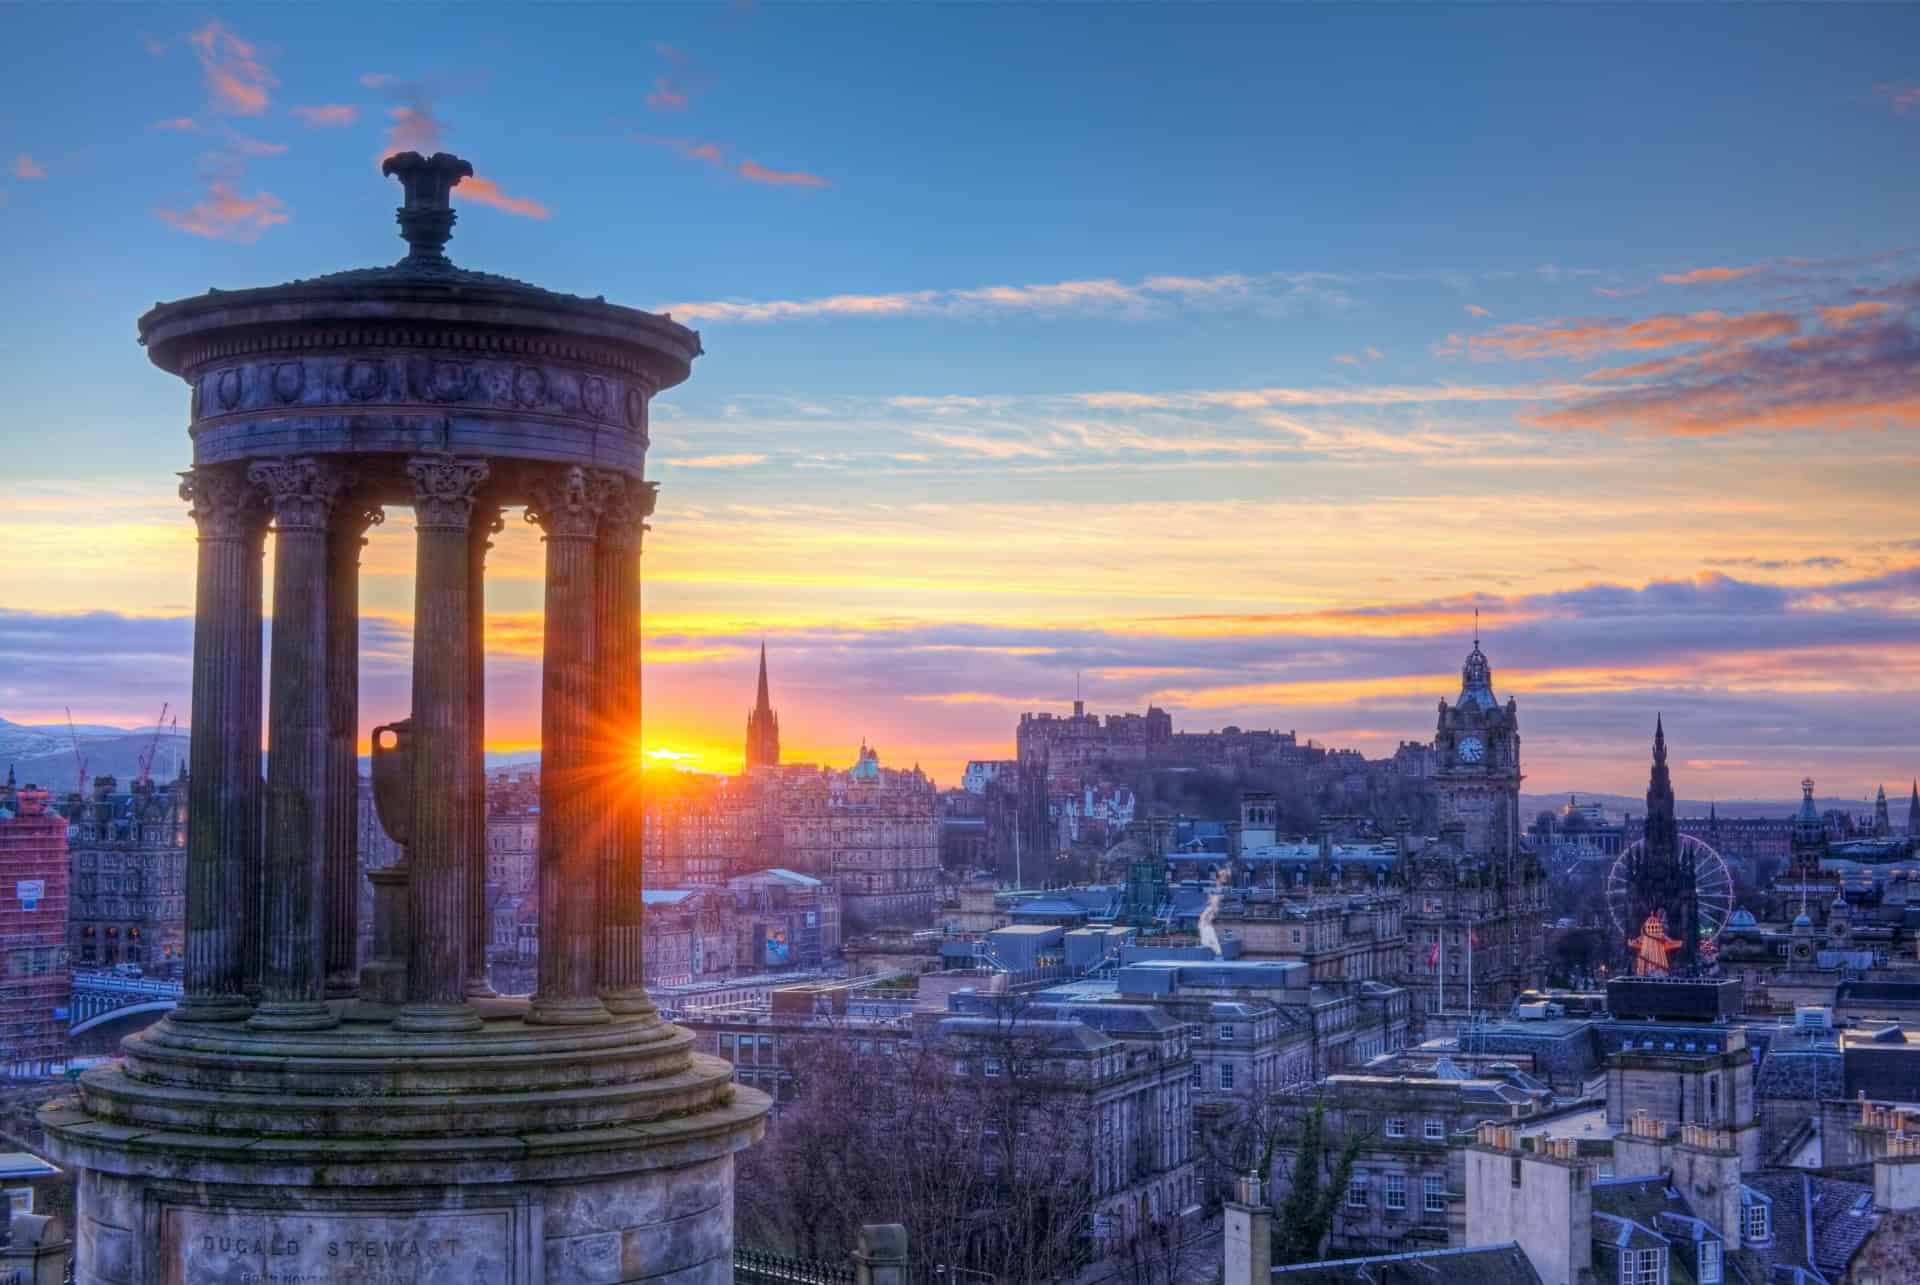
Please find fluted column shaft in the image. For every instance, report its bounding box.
[527,466,612,1025]
[249,457,347,1031]
[596,479,657,1015]
[397,455,490,1033]
[175,466,266,1022]
[241,522,265,1000]
[324,500,382,998]
[466,504,503,999]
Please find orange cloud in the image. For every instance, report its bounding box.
[151,117,198,132]
[154,183,288,241]
[380,105,442,159]
[292,103,359,127]
[1464,304,1491,317]
[12,154,45,180]
[1658,265,1765,286]
[647,80,689,111]
[1817,300,1894,329]
[670,454,769,469]
[1454,309,1798,361]
[187,19,276,116]
[737,159,829,187]
[459,175,550,219]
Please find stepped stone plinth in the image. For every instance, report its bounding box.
[41,153,768,1284]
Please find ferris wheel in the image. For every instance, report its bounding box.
[1604,834,1737,947]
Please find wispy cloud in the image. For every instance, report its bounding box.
[738,159,829,187]
[670,453,769,469]
[646,42,706,111]
[632,134,829,190]
[187,19,276,116]
[220,128,288,158]
[150,117,198,132]
[1522,282,1920,436]
[1659,264,1766,286]
[459,175,549,219]
[1464,304,1491,317]
[12,154,46,180]
[291,103,359,128]
[1445,309,1799,361]
[362,73,446,160]
[662,269,1355,324]
[154,183,288,241]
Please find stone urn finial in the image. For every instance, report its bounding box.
[381,150,475,264]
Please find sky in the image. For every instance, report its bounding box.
[1,4,1917,801]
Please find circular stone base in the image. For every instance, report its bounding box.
[40,1002,769,1285]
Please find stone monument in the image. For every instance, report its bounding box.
[41,153,769,1284]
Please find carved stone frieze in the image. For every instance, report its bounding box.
[178,465,265,542]
[247,457,352,532]
[189,352,650,444]
[406,455,492,530]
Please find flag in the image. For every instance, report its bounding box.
[1427,941,1441,969]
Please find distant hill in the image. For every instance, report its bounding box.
[0,716,187,791]
[1522,790,1870,823]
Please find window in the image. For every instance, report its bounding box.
[1218,1024,1235,1041]
[1385,1117,1406,1138]
[1218,1063,1234,1090]
[1425,1118,1446,1141]
[1385,1174,1406,1211]
[1621,1247,1663,1285]
[1742,1201,1769,1243]
[1346,1179,1366,1208]
[983,1058,1002,1077]
[1424,1174,1446,1213]
[1189,1062,1202,1088]
[1698,1241,1721,1284]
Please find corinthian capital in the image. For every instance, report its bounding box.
[247,457,352,533]
[406,454,491,530]
[179,465,264,541]
[594,474,658,548]
[524,464,614,540]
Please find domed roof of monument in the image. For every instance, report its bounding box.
[1793,911,1814,929]
[137,152,699,388]
[849,743,881,781]
[1726,907,1757,930]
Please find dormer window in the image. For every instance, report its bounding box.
[1697,1240,1721,1283]
[1621,1247,1665,1285]
[1741,1189,1771,1245]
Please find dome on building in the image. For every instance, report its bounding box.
[1793,911,1814,930]
[849,743,881,782]
[1726,907,1758,931]
[1457,640,1498,711]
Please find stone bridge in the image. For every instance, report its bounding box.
[68,972,182,1035]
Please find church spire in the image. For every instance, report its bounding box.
[1909,780,1919,837]
[744,640,780,770]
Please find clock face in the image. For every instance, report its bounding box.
[1457,736,1485,764]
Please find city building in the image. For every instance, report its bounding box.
[729,867,843,969]
[1619,720,1699,977]
[0,778,72,1073]
[770,748,940,930]
[60,771,186,975]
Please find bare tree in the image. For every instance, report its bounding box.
[736,1016,1111,1282]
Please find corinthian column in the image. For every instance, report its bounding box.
[397,454,490,1033]
[596,477,657,1016]
[248,456,348,1031]
[526,465,613,1026]
[466,502,504,1000]
[325,497,383,998]
[175,465,266,1023]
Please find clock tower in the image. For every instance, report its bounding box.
[1434,631,1522,861]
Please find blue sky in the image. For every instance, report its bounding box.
[2,4,1917,799]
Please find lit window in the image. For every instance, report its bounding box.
[1424,1174,1446,1213]
[1346,1179,1366,1208]
[1385,1174,1406,1211]
[1425,1118,1445,1141]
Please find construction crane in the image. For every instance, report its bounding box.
[64,706,87,797]
[136,702,171,787]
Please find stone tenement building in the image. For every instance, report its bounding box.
[60,770,187,975]
[767,746,940,930]
[0,777,72,1073]
[41,153,767,1283]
